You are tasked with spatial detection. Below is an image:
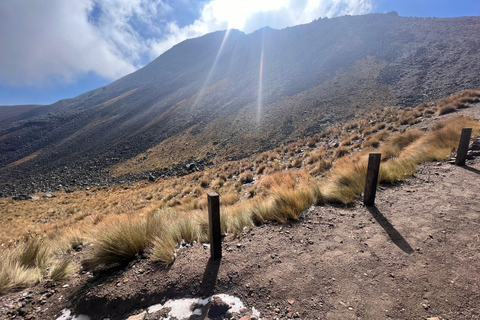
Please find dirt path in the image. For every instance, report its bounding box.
[25,156,476,320]
[1,109,479,320]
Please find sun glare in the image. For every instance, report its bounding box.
[210,0,288,30]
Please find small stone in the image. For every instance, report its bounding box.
[427,317,440,320]
[208,296,230,317]
[288,299,295,305]
[125,311,147,320]
[274,308,281,313]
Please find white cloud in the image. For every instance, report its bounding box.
[0,0,372,87]
[149,0,373,58]
[0,0,136,86]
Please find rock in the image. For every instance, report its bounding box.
[65,188,74,193]
[208,296,231,317]
[18,307,27,316]
[239,316,251,320]
[42,193,55,198]
[328,140,339,148]
[148,174,156,182]
[125,311,146,320]
[470,138,480,150]
[427,317,440,320]
[12,194,31,201]
[74,244,83,252]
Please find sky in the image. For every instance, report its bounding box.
[0,0,479,106]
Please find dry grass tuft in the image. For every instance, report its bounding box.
[239,171,254,184]
[0,239,53,294]
[83,214,162,270]
[49,259,74,282]
[151,232,176,266]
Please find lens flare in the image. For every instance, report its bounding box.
[193,28,232,108]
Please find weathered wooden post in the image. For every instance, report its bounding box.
[364,153,381,206]
[455,128,472,166]
[208,192,222,260]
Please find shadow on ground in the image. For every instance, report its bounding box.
[367,205,414,254]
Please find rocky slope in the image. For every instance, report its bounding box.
[2,12,480,196]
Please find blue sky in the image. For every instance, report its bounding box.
[0,0,479,106]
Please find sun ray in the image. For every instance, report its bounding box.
[256,29,266,126]
[192,28,232,108]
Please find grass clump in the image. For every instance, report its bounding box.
[239,171,254,184]
[49,259,74,282]
[323,159,368,204]
[151,232,176,266]
[83,214,162,270]
[0,238,52,294]
[199,177,211,188]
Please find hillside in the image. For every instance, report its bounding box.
[0,102,479,319]
[2,12,480,196]
[0,104,43,123]
[0,79,479,314]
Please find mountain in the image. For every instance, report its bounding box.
[0,104,43,122]
[1,12,480,196]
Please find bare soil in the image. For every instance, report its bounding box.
[1,152,480,320]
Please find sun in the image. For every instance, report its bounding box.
[208,0,287,30]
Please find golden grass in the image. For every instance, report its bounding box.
[1,88,479,292]
[0,237,70,294]
[83,214,162,270]
[323,116,480,203]
[151,233,176,265]
[239,171,254,184]
[49,259,74,282]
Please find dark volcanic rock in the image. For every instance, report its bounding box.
[1,13,480,196]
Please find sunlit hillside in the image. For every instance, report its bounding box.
[1,88,479,297]
[2,13,480,197]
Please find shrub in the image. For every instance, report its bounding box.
[256,164,266,174]
[335,146,349,158]
[438,105,457,115]
[364,138,380,149]
[306,137,316,148]
[199,177,211,188]
[291,158,302,168]
[220,192,240,206]
[239,171,254,184]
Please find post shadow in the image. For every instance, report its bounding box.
[367,205,414,254]
[198,257,222,297]
[459,165,480,175]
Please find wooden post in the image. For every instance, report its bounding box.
[455,128,472,166]
[208,192,222,260]
[364,153,381,207]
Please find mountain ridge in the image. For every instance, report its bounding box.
[1,12,480,196]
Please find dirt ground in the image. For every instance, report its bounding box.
[1,151,479,320]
